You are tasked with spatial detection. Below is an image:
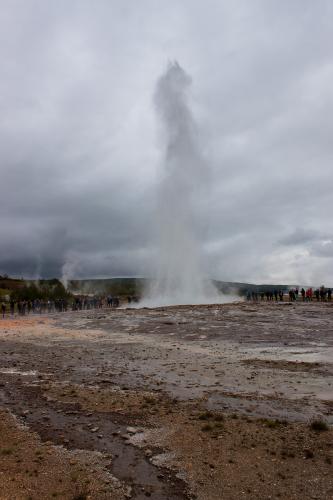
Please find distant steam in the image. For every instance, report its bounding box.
[60,252,79,290]
[141,62,231,306]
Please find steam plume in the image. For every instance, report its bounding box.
[142,62,227,306]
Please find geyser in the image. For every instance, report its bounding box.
[142,62,229,307]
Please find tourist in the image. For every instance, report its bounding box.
[306,288,313,301]
[320,286,326,301]
[10,300,15,315]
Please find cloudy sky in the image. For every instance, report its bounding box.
[1,0,333,285]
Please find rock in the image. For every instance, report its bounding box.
[126,426,139,434]
[121,434,131,440]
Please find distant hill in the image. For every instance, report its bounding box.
[212,280,290,295]
[0,276,25,290]
[68,278,148,297]
[67,278,291,297]
[0,276,25,300]
[0,276,70,301]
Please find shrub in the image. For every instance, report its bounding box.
[309,419,329,432]
[198,411,214,420]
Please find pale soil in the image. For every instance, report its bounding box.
[0,301,332,499]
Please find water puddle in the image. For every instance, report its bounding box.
[0,368,38,376]
[240,346,333,364]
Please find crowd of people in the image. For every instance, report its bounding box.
[0,295,140,319]
[246,286,332,302]
[1,287,332,319]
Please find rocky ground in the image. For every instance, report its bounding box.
[0,301,332,499]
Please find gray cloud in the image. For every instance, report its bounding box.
[1,0,333,285]
[279,228,321,246]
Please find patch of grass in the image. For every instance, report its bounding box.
[198,411,214,420]
[143,396,156,405]
[261,419,282,429]
[198,410,224,422]
[201,423,214,432]
[72,494,87,500]
[1,448,14,455]
[70,471,79,483]
[310,419,329,432]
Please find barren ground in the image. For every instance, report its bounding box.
[0,301,332,499]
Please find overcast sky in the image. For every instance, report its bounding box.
[1,0,333,285]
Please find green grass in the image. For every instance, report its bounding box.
[1,448,14,455]
[309,419,329,432]
[260,418,287,429]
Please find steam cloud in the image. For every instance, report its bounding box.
[142,62,230,306]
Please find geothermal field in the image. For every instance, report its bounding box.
[2,3,333,499]
[1,59,333,500]
[0,301,332,499]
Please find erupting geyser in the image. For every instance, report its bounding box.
[142,62,228,307]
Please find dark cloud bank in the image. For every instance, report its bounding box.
[1,0,332,285]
